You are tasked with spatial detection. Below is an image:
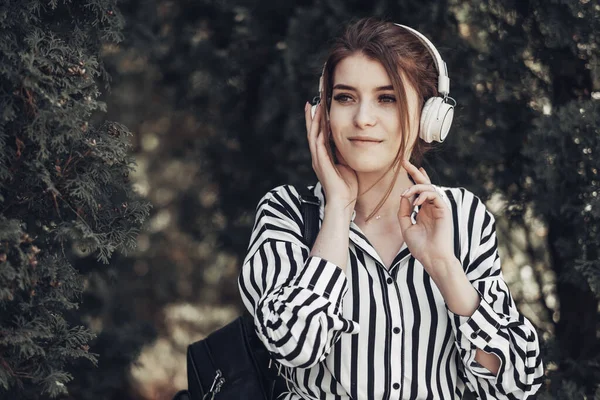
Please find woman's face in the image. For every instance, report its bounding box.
[328,53,420,174]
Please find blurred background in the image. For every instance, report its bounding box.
[1,0,599,399]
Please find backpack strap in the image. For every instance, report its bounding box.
[297,185,320,249]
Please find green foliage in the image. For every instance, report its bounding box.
[526,100,600,293]
[0,217,96,397]
[0,0,150,398]
[524,99,600,397]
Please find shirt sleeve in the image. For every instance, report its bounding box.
[238,185,359,369]
[447,189,544,399]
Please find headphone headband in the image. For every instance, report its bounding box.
[316,24,450,97]
[393,24,450,96]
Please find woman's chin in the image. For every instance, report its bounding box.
[345,161,393,175]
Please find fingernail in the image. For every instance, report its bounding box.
[402,189,409,196]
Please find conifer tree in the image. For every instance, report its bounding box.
[0,0,150,398]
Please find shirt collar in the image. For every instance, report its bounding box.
[310,181,414,270]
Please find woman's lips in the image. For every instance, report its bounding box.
[349,138,383,146]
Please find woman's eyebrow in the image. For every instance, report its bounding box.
[332,84,394,91]
[332,84,356,91]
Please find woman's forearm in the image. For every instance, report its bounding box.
[431,257,501,375]
[309,201,353,273]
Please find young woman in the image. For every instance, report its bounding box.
[239,18,544,399]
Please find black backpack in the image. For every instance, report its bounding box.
[173,186,321,400]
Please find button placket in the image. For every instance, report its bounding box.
[385,272,404,400]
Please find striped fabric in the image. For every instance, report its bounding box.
[238,182,544,399]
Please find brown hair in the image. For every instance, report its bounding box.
[320,17,439,221]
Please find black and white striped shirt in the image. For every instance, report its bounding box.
[238,182,544,399]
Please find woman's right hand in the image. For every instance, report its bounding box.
[304,101,358,212]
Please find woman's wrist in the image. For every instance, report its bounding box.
[430,257,480,317]
[425,256,462,281]
[309,201,353,272]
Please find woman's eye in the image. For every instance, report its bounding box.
[379,95,396,103]
[333,94,353,103]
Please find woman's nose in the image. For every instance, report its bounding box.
[353,102,377,128]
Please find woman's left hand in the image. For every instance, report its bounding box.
[397,159,456,278]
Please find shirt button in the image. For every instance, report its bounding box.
[470,331,478,339]
[393,383,400,390]
[386,277,393,284]
[393,327,401,334]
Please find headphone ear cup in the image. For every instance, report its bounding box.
[419,98,437,143]
[419,97,454,143]
[310,100,330,121]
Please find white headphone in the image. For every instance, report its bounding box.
[311,23,456,143]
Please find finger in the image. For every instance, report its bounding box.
[315,121,334,169]
[402,184,437,200]
[413,190,447,209]
[419,167,430,182]
[307,103,321,160]
[304,102,321,133]
[402,159,430,184]
[304,102,311,134]
[306,101,320,137]
[305,101,313,146]
[398,195,416,232]
[309,102,333,172]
